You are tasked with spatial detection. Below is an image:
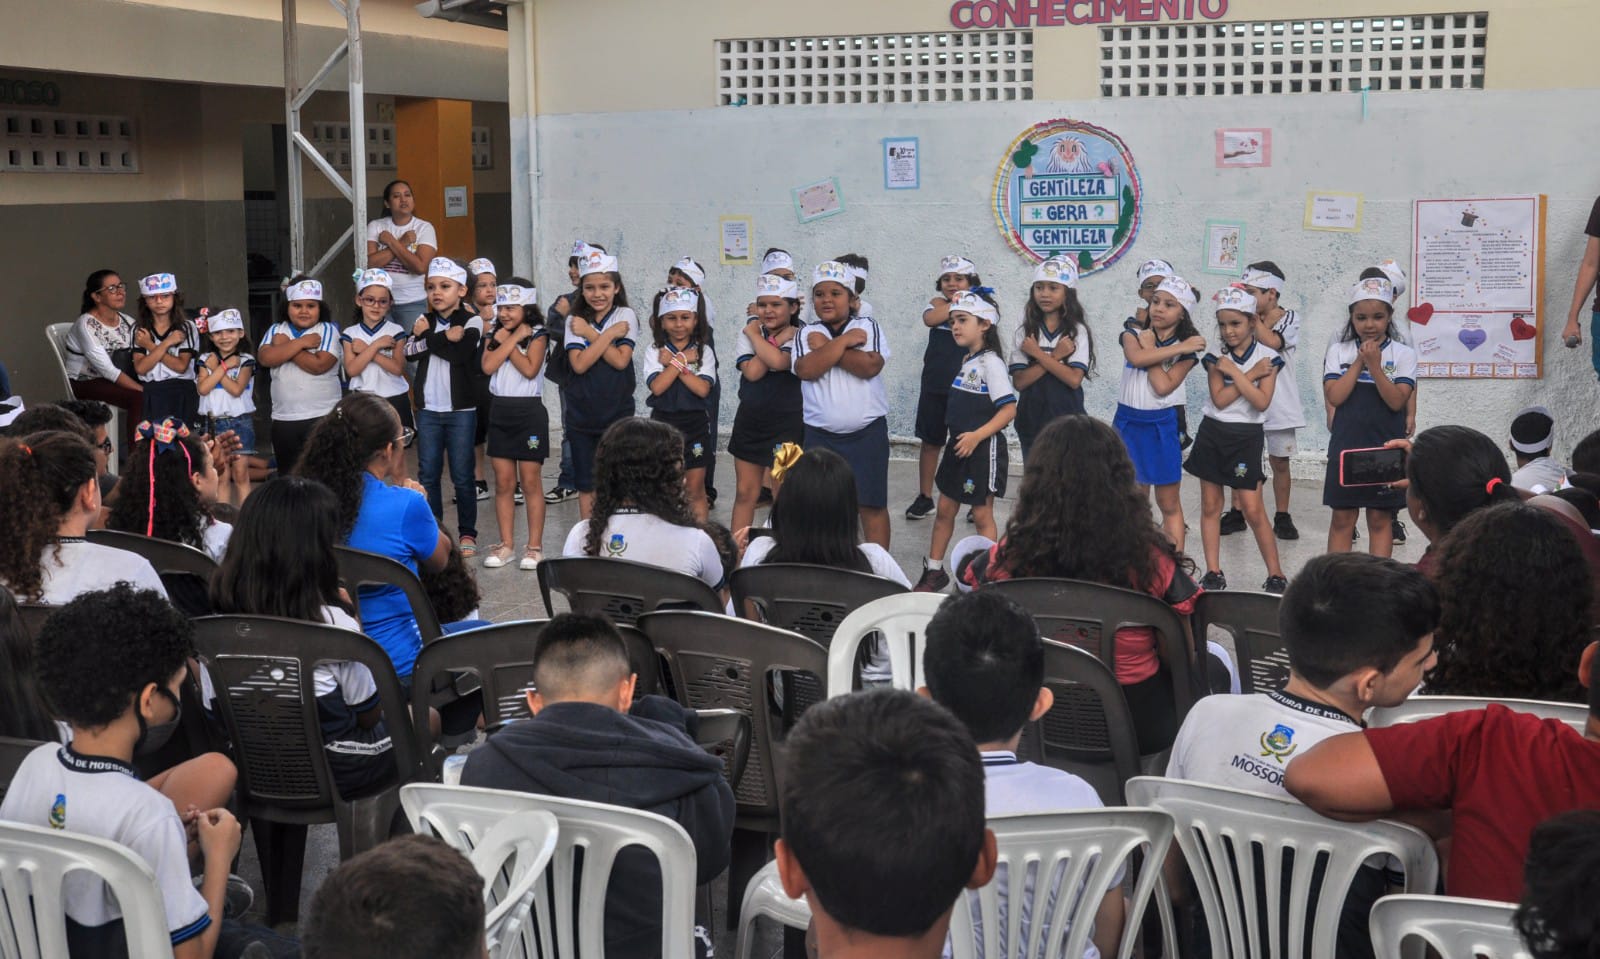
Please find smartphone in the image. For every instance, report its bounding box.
[1340,446,1407,487]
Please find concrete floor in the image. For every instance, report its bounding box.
[238,440,1426,953]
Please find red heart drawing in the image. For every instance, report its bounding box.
[1510,316,1537,341]
[1408,303,1434,325]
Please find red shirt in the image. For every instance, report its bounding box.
[1365,704,1600,902]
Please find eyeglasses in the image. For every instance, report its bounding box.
[395,428,416,446]
[98,282,128,294]
[1138,280,1161,292]
[98,437,114,455]
[359,296,393,308]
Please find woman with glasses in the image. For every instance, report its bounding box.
[343,268,414,432]
[65,269,143,449]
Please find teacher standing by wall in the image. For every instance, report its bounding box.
[1561,194,1600,378]
[366,179,437,326]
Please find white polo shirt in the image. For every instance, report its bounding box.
[342,319,411,398]
[1166,689,1360,797]
[562,510,725,589]
[196,352,256,418]
[1117,320,1198,411]
[0,743,211,948]
[25,539,169,606]
[135,319,200,383]
[1009,322,1091,374]
[1262,309,1307,432]
[1200,339,1283,424]
[791,316,890,434]
[1322,338,1418,389]
[264,320,344,421]
[487,328,548,399]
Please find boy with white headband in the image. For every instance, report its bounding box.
[411,256,485,554]
[1508,405,1570,494]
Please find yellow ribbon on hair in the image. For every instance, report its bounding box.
[770,443,804,484]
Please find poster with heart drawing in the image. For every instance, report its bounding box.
[1411,195,1545,378]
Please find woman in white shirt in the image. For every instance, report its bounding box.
[365,180,438,326]
[65,269,144,450]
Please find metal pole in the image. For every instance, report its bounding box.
[347,0,367,281]
[506,0,538,281]
[283,0,304,273]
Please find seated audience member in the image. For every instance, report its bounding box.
[739,447,911,584]
[0,584,62,741]
[562,417,724,590]
[1425,501,1592,703]
[1284,634,1600,903]
[1509,406,1571,493]
[1515,810,1600,959]
[66,269,145,448]
[922,591,1122,959]
[421,533,493,634]
[461,612,735,956]
[954,415,1211,754]
[302,834,485,959]
[1167,552,1441,959]
[1401,425,1518,575]
[210,477,395,797]
[0,585,242,959]
[7,402,94,444]
[0,430,166,604]
[1552,476,1600,530]
[1572,428,1600,476]
[775,688,997,959]
[107,419,233,560]
[296,392,450,682]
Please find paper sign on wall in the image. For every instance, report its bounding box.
[883,137,920,189]
[1215,129,1271,168]
[1304,191,1362,232]
[720,215,753,265]
[1203,220,1245,275]
[444,186,468,218]
[793,178,844,223]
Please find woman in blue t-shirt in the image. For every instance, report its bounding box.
[297,392,450,680]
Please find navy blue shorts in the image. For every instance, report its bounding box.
[914,390,950,446]
[804,415,889,509]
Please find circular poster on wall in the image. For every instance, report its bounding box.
[991,118,1143,276]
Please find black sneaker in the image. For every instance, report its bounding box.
[905,493,935,520]
[1392,519,1408,544]
[1219,509,1247,535]
[913,566,950,593]
[966,508,976,524]
[1351,525,1361,542]
[1262,575,1288,595]
[475,479,490,501]
[706,486,718,507]
[757,488,773,506]
[1273,512,1300,540]
[544,484,577,504]
[513,483,525,506]
[1199,570,1228,590]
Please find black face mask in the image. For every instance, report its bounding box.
[135,685,183,757]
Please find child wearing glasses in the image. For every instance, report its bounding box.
[342,269,414,432]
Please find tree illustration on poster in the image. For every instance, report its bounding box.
[991,118,1142,276]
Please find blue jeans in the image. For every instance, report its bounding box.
[556,385,576,489]
[417,408,478,538]
[1590,310,1600,380]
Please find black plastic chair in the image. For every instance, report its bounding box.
[693,707,752,792]
[334,545,445,646]
[537,556,723,625]
[1193,590,1286,695]
[85,529,219,581]
[728,563,908,642]
[636,610,827,926]
[0,737,47,804]
[191,614,421,924]
[1030,640,1144,806]
[984,578,1204,747]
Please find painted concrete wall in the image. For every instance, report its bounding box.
[530,88,1600,462]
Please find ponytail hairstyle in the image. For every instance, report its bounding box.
[583,418,695,558]
[0,583,60,740]
[649,288,710,352]
[80,269,122,315]
[0,431,99,602]
[211,475,352,623]
[1023,283,1096,374]
[295,392,403,537]
[105,419,212,548]
[1407,425,1518,539]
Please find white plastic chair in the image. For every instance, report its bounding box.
[1369,894,1531,959]
[1368,694,1589,732]
[826,592,946,697]
[404,782,698,959]
[0,820,174,958]
[43,322,76,400]
[734,859,811,959]
[1126,776,1440,959]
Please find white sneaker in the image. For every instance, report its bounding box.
[481,545,513,568]
[519,548,542,571]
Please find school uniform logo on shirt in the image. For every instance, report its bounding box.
[606,534,627,556]
[1259,724,1298,763]
[49,794,66,829]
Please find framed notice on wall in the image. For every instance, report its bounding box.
[1411,195,1547,379]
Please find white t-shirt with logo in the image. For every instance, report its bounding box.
[1263,308,1307,431]
[264,320,344,421]
[1200,339,1284,425]
[365,215,438,303]
[561,511,725,589]
[791,316,891,434]
[342,320,411,398]
[23,539,169,606]
[1166,690,1360,796]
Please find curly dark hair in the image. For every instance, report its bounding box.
[1426,501,1592,703]
[0,431,98,602]
[106,427,212,549]
[421,534,481,625]
[1516,810,1600,959]
[6,405,92,442]
[35,583,193,729]
[296,392,401,537]
[996,415,1189,593]
[582,417,695,557]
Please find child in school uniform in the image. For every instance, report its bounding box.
[540,240,605,506]
[667,255,722,506]
[908,255,980,522]
[1185,286,1288,593]
[645,286,717,521]
[479,279,549,571]
[132,272,202,429]
[342,268,413,431]
[1323,275,1416,557]
[195,308,255,502]
[1011,255,1094,461]
[564,247,639,519]
[915,290,1016,593]
[259,276,343,474]
[729,272,804,537]
[410,256,485,553]
[1128,258,1192,450]
[834,253,875,320]
[1115,275,1207,551]
[467,257,498,501]
[793,260,893,549]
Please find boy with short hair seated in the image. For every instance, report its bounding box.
[1509,405,1571,493]
[461,612,735,956]
[775,688,998,959]
[302,834,487,959]
[921,590,1124,959]
[0,584,243,959]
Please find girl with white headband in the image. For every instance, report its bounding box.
[131,272,201,429]
[906,254,981,523]
[563,248,639,518]
[196,307,257,503]
[479,277,549,571]
[466,256,500,503]
[1322,275,1416,556]
[1011,255,1094,461]
[729,271,804,536]
[667,255,723,507]
[1229,260,1305,543]
[646,284,717,520]
[259,274,343,473]
[342,268,413,433]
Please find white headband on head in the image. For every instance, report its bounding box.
[1156,276,1199,309]
[579,249,619,278]
[755,273,798,300]
[812,261,854,291]
[495,285,537,307]
[285,279,323,302]
[140,273,177,296]
[1510,404,1555,454]
[1213,286,1257,315]
[467,257,496,278]
[207,308,245,333]
[845,263,868,284]
[1239,267,1283,292]
[1136,258,1176,284]
[658,287,700,316]
[1349,276,1396,306]
[1374,258,1409,299]
[939,254,978,278]
[761,250,795,273]
[357,268,393,292]
[673,256,706,286]
[949,291,998,325]
[426,257,468,285]
[1033,256,1079,289]
[571,240,597,258]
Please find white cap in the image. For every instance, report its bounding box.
[495,285,537,307]
[1239,267,1283,292]
[673,256,706,286]
[139,273,177,296]
[949,291,999,325]
[949,535,996,593]
[1033,255,1079,288]
[578,248,619,278]
[1349,276,1396,307]
[761,250,795,273]
[658,287,700,316]
[285,278,323,302]
[1157,276,1199,309]
[939,255,978,278]
[1373,258,1409,299]
[467,258,496,278]
[427,257,468,285]
[206,308,245,333]
[755,273,798,300]
[1213,286,1257,315]
[812,261,853,291]
[1136,258,1176,284]
[357,268,393,292]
